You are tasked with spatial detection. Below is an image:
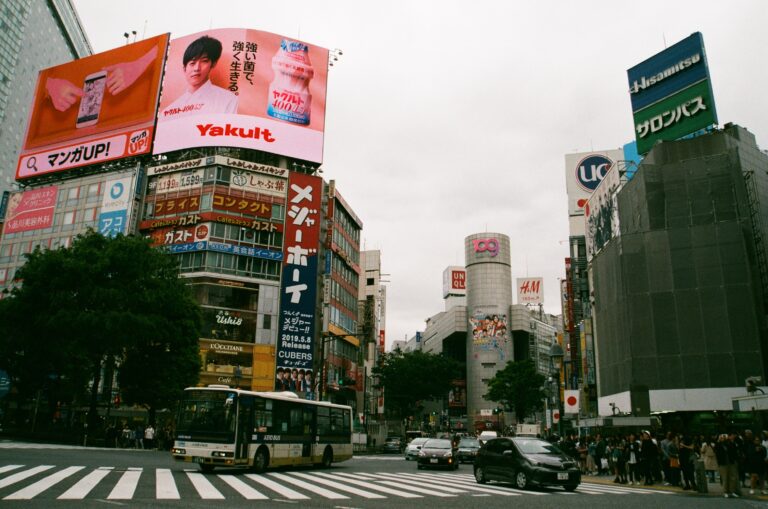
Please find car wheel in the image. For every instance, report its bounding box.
[474,465,487,484]
[515,470,529,490]
[565,484,578,492]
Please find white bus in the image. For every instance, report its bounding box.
[171,385,353,473]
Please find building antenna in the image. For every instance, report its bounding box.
[663,33,667,48]
[142,20,147,40]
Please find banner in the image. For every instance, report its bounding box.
[564,389,580,414]
[3,186,58,235]
[274,173,323,393]
[17,34,169,179]
[98,176,134,237]
[154,28,329,163]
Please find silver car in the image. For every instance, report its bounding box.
[404,437,430,460]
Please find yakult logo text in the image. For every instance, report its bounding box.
[196,124,276,143]
[473,238,499,257]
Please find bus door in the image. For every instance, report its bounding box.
[236,395,253,460]
[302,406,313,459]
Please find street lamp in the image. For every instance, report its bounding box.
[549,342,564,437]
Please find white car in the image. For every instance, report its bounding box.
[478,431,498,445]
[404,437,430,460]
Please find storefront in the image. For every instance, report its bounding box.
[199,339,254,389]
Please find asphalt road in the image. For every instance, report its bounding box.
[0,441,753,508]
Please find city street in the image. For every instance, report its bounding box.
[0,441,752,508]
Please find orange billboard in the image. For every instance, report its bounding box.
[16,34,169,180]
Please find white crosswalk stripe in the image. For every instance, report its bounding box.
[107,467,142,500]
[0,464,677,501]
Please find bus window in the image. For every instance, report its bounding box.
[343,409,351,434]
[289,406,303,435]
[303,407,313,434]
[254,398,273,432]
[317,406,330,435]
[331,408,344,433]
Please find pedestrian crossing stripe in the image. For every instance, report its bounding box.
[0,465,676,501]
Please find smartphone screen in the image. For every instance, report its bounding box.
[76,72,107,127]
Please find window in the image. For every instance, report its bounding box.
[67,187,79,201]
[63,211,75,225]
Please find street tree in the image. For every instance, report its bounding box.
[484,358,546,422]
[0,230,201,430]
[372,348,461,420]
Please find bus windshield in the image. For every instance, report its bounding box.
[176,389,237,442]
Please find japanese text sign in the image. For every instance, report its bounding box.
[3,186,58,235]
[17,34,169,179]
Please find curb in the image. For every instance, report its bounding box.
[582,476,768,500]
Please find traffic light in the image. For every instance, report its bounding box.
[113,394,121,408]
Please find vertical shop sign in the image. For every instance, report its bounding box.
[275,173,322,388]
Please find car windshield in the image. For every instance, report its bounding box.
[423,439,452,449]
[513,438,563,455]
[458,438,480,448]
[409,438,429,446]
[386,438,400,443]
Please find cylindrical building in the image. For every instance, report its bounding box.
[465,233,513,427]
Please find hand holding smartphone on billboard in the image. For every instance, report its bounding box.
[45,77,83,112]
[76,71,107,128]
[103,46,159,95]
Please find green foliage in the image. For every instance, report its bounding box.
[0,230,202,426]
[484,359,546,421]
[372,349,462,419]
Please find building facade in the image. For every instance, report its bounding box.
[0,0,91,195]
[590,124,768,417]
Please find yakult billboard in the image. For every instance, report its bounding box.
[17,35,169,180]
[154,29,329,163]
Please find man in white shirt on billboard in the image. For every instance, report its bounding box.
[160,35,238,121]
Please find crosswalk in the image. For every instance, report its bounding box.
[0,465,674,501]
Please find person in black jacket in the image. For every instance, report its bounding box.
[640,431,659,485]
[715,433,741,498]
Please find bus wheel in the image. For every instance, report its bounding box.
[321,446,333,468]
[199,463,214,473]
[253,447,269,474]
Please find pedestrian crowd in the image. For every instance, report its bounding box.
[556,429,768,498]
[103,422,175,450]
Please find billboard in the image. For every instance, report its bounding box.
[98,176,135,237]
[3,186,58,235]
[275,172,323,389]
[585,163,621,261]
[17,35,169,180]
[516,277,543,305]
[442,266,466,298]
[564,149,623,223]
[627,32,717,154]
[153,29,329,163]
[469,309,509,361]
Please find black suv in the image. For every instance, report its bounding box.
[473,437,580,491]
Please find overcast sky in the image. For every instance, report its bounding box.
[72,0,768,348]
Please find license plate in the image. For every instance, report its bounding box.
[557,472,569,480]
[195,457,205,464]
[430,458,438,464]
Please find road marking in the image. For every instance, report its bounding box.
[107,467,142,499]
[156,468,180,499]
[4,466,84,499]
[372,472,469,494]
[268,472,349,499]
[186,471,225,499]
[218,474,269,500]
[0,465,24,475]
[245,473,310,500]
[374,479,456,497]
[313,472,423,498]
[289,472,386,499]
[580,482,673,494]
[59,467,113,499]
[397,472,522,496]
[0,465,55,489]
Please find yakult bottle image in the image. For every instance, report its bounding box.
[267,39,314,125]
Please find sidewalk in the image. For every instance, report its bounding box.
[582,475,768,500]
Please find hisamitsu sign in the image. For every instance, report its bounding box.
[627,32,717,154]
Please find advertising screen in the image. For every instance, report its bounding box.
[17,35,169,180]
[274,172,323,393]
[154,29,329,163]
[564,149,623,218]
[585,163,621,261]
[627,32,717,154]
[3,186,58,235]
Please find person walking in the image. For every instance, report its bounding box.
[679,434,698,491]
[144,424,156,450]
[716,433,741,498]
[640,431,659,485]
[700,436,719,483]
[668,435,681,487]
[626,433,642,485]
[746,435,767,495]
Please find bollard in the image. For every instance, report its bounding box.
[695,459,708,494]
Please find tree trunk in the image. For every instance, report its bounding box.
[87,359,103,433]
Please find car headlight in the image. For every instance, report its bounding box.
[444,452,453,458]
[171,448,186,455]
[419,450,426,457]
